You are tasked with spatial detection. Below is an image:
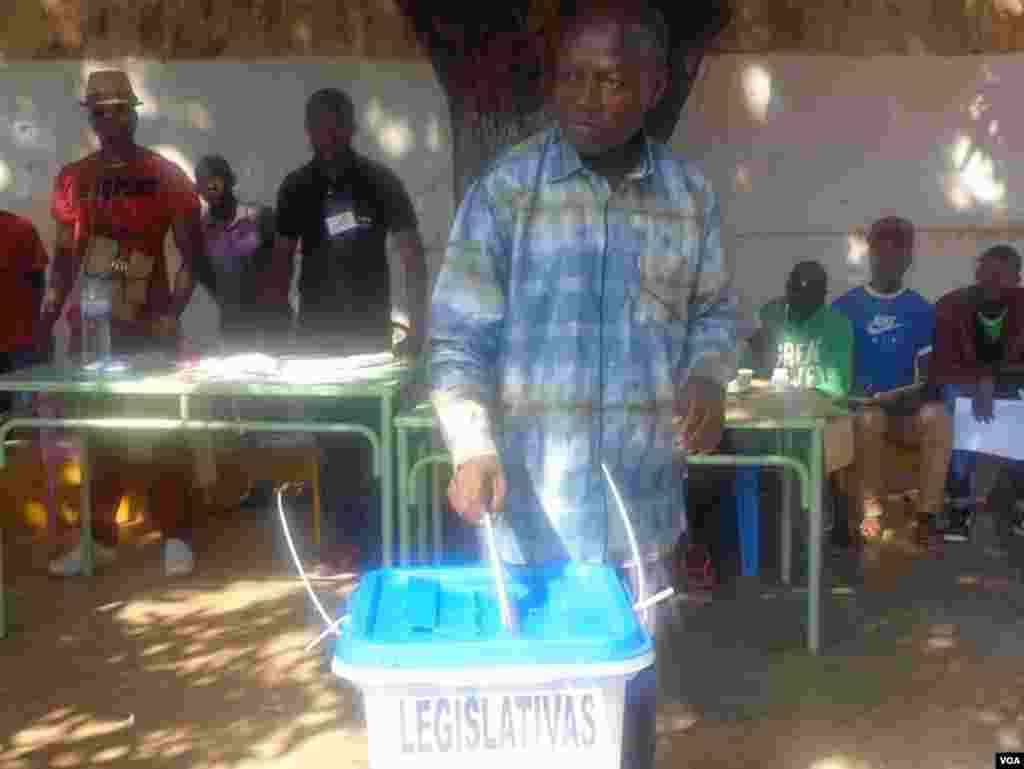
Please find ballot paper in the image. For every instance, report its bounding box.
[277,352,395,383]
[189,353,280,380]
[953,396,1024,461]
[182,352,396,384]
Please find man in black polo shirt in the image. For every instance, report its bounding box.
[265,88,428,572]
[267,88,427,352]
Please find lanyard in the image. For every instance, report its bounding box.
[977,308,1007,343]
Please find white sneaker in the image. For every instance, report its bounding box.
[49,542,117,577]
[164,538,194,577]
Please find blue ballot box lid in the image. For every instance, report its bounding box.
[332,562,653,671]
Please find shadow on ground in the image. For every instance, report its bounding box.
[2,497,1024,768]
[656,528,1024,769]
[0,506,366,769]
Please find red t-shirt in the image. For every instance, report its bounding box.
[0,210,49,352]
[51,148,200,349]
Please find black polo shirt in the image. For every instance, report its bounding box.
[276,150,417,349]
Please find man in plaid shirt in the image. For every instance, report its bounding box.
[429,5,737,767]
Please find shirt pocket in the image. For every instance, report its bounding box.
[631,215,697,325]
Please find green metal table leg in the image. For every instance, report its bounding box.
[396,424,410,565]
[407,454,455,563]
[808,425,825,654]
[780,430,794,585]
[430,435,444,565]
[415,435,430,561]
[380,395,394,568]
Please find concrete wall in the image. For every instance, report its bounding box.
[0,57,452,352]
[6,51,1024,353]
[677,53,1024,318]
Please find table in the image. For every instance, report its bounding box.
[689,381,851,654]
[0,356,410,638]
[395,401,453,564]
[394,382,850,654]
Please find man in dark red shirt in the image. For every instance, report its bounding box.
[934,244,1024,540]
[0,210,49,410]
[37,70,206,577]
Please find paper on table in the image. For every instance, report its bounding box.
[952,396,1024,460]
[183,352,397,383]
[189,353,279,380]
[277,353,396,383]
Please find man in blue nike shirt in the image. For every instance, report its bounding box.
[833,216,952,551]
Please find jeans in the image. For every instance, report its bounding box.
[300,398,382,561]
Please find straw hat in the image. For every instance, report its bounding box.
[80,70,142,109]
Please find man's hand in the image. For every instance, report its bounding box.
[973,377,995,423]
[674,376,726,455]
[448,455,506,525]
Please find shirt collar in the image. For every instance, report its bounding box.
[863,284,907,300]
[784,302,827,329]
[547,125,655,184]
[313,148,358,185]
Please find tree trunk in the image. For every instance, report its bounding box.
[396,1,731,204]
[448,99,553,208]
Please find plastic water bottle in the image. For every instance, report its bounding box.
[80,274,113,365]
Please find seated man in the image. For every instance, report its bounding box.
[696,261,852,582]
[833,216,952,551]
[746,260,852,395]
[933,244,1024,541]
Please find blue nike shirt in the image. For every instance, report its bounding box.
[832,285,934,395]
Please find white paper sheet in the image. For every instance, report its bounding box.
[953,396,1024,460]
[183,352,397,383]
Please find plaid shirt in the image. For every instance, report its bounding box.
[430,127,737,564]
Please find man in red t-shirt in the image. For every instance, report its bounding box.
[0,210,49,410]
[37,70,206,577]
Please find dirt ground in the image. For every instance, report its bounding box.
[1,502,1023,769]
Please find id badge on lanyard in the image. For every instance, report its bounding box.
[324,192,358,242]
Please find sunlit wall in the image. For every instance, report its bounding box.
[8,52,1024,353]
[676,53,1024,322]
[0,57,453,356]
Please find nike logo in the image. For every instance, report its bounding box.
[866,315,902,336]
